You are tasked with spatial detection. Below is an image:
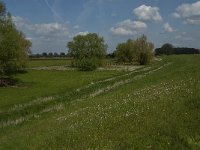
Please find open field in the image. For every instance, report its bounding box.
[27,58,72,68]
[0,55,200,149]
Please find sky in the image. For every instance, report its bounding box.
[3,0,200,54]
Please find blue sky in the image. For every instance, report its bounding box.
[3,0,200,53]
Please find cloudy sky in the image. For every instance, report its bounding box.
[4,0,200,53]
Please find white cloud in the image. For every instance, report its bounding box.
[12,16,71,53]
[184,19,200,25]
[33,23,69,35]
[13,16,69,36]
[110,27,136,36]
[163,23,174,33]
[117,19,147,29]
[110,19,146,36]
[134,5,162,22]
[76,31,89,36]
[12,16,30,29]
[173,1,200,18]
[172,12,181,18]
[173,1,200,25]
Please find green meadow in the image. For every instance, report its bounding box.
[0,55,200,149]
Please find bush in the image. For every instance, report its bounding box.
[67,33,107,71]
[139,52,150,65]
[134,35,154,65]
[72,57,101,71]
[115,39,135,63]
[114,35,154,65]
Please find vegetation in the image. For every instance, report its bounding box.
[155,43,200,55]
[29,52,69,58]
[0,68,121,110]
[28,58,71,68]
[0,55,199,149]
[115,39,135,63]
[115,35,154,65]
[67,33,107,71]
[0,1,200,149]
[0,1,31,86]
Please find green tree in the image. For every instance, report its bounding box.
[114,35,154,65]
[42,52,48,57]
[67,33,107,71]
[115,39,135,63]
[161,43,174,55]
[134,35,154,65]
[0,1,31,81]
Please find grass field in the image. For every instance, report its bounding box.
[0,55,200,149]
[28,58,72,68]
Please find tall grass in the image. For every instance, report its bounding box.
[0,55,199,149]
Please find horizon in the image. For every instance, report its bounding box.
[3,0,200,53]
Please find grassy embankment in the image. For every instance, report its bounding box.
[0,55,199,149]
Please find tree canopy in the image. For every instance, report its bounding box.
[67,33,107,59]
[115,39,135,63]
[67,33,107,71]
[115,35,154,65]
[0,1,31,78]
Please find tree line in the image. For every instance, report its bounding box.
[155,43,200,55]
[30,52,69,58]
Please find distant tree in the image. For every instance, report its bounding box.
[161,43,174,55]
[174,47,200,54]
[48,52,53,58]
[42,52,47,57]
[35,54,41,58]
[60,52,65,57]
[0,1,31,85]
[114,35,154,65]
[67,33,107,71]
[155,44,200,55]
[53,52,59,57]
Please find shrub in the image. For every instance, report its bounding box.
[115,39,135,63]
[114,35,154,65]
[67,33,107,71]
[73,57,101,71]
[134,35,154,65]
